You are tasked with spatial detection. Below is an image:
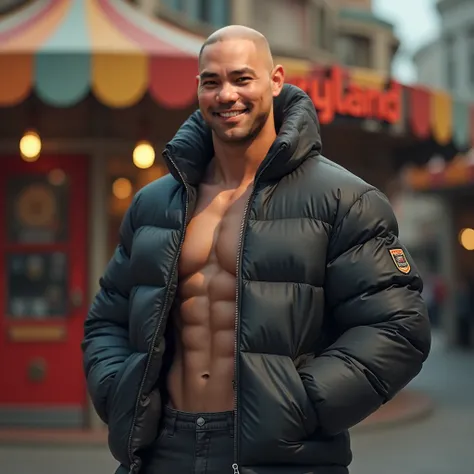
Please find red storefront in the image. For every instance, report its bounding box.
[0,0,201,428]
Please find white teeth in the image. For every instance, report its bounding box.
[219,110,246,118]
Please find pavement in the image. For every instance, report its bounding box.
[0,330,473,474]
[350,331,474,474]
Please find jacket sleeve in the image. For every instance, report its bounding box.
[299,188,431,436]
[81,197,138,423]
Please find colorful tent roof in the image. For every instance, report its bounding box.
[0,0,203,109]
[1,1,473,150]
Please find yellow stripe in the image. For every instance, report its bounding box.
[431,90,453,145]
[87,0,148,107]
[349,67,387,90]
[274,56,311,77]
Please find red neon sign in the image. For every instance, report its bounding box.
[289,65,401,125]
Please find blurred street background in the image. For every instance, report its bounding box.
[1,0,474,473]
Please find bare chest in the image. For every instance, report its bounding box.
[178,185,252,278]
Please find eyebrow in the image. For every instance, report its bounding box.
[199,67,257,80]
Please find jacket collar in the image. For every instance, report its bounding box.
[163,84,322,186]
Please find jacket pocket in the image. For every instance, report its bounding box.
[295,369,318,436]
[242,353,318,439]
[290,364,318,437]
[239,353,319,464]
[106,351,148,467]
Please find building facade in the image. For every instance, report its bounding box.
[335,0,399,75]
[132,0,398,75]
[409,0,474,346]
[414,0,474,102]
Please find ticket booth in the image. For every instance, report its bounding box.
[0,155,89,427]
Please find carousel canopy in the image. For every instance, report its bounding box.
[1,1,473,151]
[0,0,203,109]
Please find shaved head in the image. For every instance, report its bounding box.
[196,25,284,146]
[199,25,274,72]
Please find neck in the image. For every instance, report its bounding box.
[210,117,277,188]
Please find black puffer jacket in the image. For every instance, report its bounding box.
[82,84,431,474]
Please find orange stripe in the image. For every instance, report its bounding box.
[0,54,32,105]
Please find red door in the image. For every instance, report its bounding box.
[0,155,88,427]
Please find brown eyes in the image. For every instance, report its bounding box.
[202,77,252,87]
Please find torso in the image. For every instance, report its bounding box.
[166,180,252,412]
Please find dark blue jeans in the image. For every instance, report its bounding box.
[143,406,235,474]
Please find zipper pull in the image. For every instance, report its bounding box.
[232,463,240,474]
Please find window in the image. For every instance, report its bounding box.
[253,0,307,52]
[445,36,456,90]
[187,0,230,28]
[311,5,326,50]
[311,5,335,52]
[197,0,212,24]
[162,0,185,12]
[337,34,372,68]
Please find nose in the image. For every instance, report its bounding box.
[216,82,238,103]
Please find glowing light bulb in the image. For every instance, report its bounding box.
[133,141,155,169]
[459,228,474,251]
[112,178,133,200]
[20,130,41,162]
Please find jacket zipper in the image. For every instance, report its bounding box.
[232,143,287,474]
[232,192,252,474]
[127,144,286,473]
[128,151,189,474]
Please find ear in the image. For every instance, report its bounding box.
[196,74,201,90]
[271,65,285,97]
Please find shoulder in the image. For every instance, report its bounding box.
[298,156,400,259]
[296,154,388,225]
[129,173,183,225]
[308,154,374,199]
[136,172,181,202]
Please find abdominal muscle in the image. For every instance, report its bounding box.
[166,262,237,413]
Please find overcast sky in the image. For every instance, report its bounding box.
[372,0,440,83]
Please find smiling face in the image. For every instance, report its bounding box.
[197,38,284,145]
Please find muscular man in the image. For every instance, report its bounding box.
[82,25,431,474]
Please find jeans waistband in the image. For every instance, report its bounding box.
[163,405,234,433]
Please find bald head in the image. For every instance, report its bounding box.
[196,25,285,145]
[199,25,274,72]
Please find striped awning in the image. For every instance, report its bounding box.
[403,150,474,191]
[407,85,474,149]
[0,0,204,109]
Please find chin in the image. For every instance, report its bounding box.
[220,131,254,144]
[210,126,248,142]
